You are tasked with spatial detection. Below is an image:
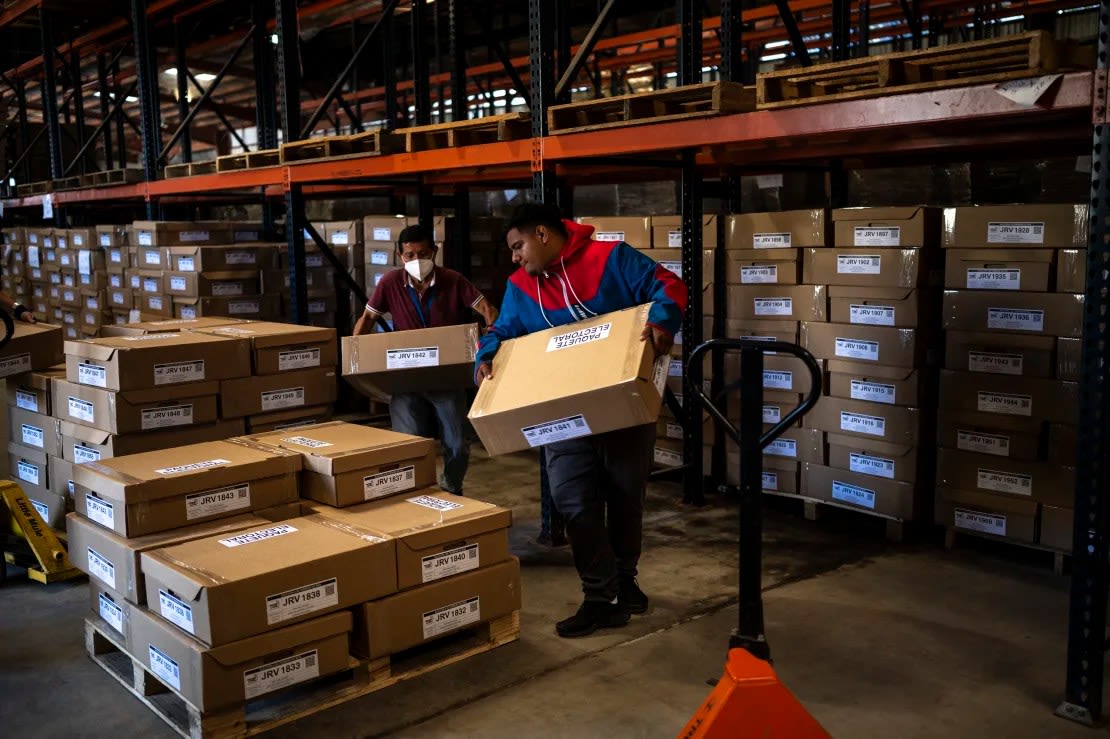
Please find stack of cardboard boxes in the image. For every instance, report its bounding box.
[935,205,1084,551]
[2,227,30,309]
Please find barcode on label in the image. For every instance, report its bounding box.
[954,508,1007,536]
[78,362,108,388]
[15,390,38,412]
[967,269,1021,291]
[280,436,332,448]
[68,397,95,423]
[87,546,116,588]
[761,471,778,491]
[243,650,320,700]
[850,380,896,405]
[0,353,31,377]
[212,282,244,296]
[849,304,896,327]
[654,447,684,467]
[762,405,782,424]
[99,593,124,635]
[957,430,1010,457]
[754,298,793,317]
[21,424,44,448]
[831,480,877,510]
[763,370,793,390]
[159,590,195,634]
[74,445,101,463]
[594,231,624,242]
[220,524,298,548]
[85,494,114,528]
[154,360,205,385]
[741,265,779,284]
[149,646,181,690]
[835,338,880,362]
[16,460,39,486]
[229,300,260,315]
[225,251,255,265]
[386,346,440,369]
[176,256,196,271]
[522,414,592,447]
[363,465,417,500]
[155,458,230,475]
[853,226,901,246]
[987,308,1044,332]
[977,468,1033,496]
[266,578,339,625]
[977,392,1033,417]
[261,387,305,412]
[421,544,480,583]
[141,404,194,430]
[422,597,481,639]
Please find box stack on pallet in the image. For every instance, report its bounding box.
[100,224,132,328]
[935,204,1084,555]
[2,227,31,309]
[26,229,55,332]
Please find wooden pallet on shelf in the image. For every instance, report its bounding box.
[16,180,52,196]
[164,163,192,179]
[52,176,82,191]
[189,160,218,176]
[280,130,400,164]
[245,148,282,168]
[399,112,531,153]
[548,81,755,134]
[94,168,144,185]
[764,489,907,543]
[944,526,1069,575]
[757,31,1094,109]
[85,610,520,739]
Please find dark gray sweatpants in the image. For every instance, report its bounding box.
[544,423,656,603]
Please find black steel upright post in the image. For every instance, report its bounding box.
[411,0,431,126]
[132,0,161,192]
[449,0,467,122]
[384,10,399,130]
[15,80,31,182]
[39,9,63,182]
[554,0,571,105]
[529,0,556,202]
[69,50,89,175]
[96,54,114,169]
[720,0,742,84]
[832,0,851,61]
[253,0,278,236]
[284,187,310,325]
[275,0,307,323]
[677,0,702,86]
[175,23,192,163]
[112,57,126,169]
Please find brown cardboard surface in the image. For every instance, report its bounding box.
[756,461,798,495]
[727,210,827,250]
[90,584,132,650]
[721,319,799,344]
[801,321,922,368]
[132,221,234,247]
[190,322,338,375]
[10,439,48,487]
[246,405,335,433]
[1040,505,1072,551]
[219,368,338,419]
[935,487,1037,543]
[72,439,301,537]
[760,427,826,464]
[936,409,1043,461]
[20,484,66,529]
[648,215,718,249]
[724,248,800,285]
[60,419,245,463]
[942,204,1086,248]
[802,248,926,288]
[1056,337,1081,381]
[827,360,921,407]
[831,206,940,248]
[804,396,921,445]
[164,271,260,299]
[1056,249,1085,293]
[175,294,282,321]
[52,377,220,435]
[943,248,1055,292]
[941,290,1083,337]
[828,286,920,328]
[468,306,664,456]
[938,369,1078,425]
[0,322,64,377]
[944,330,1054,378]
[735,353,822,394]
[801,463,916,519]
[49,454,73,497]
[9,406,60,457]
[363,215,410,245]
[136,245,167,270]
[141,514,395,646]
[727,285,827,322]
[166,244,278,273]
[319,219,364,247]
[99,316,247,337]
[7,366,64,416]
[352,558,521,659]
[826,432,918,483]
[342,324,479,397]
[64,332,250,391]
[937,447,1073,507]
[95,225,125,249]
[1048,423,1077,467]
[576,217,651,247]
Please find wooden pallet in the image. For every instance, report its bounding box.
[86,610,520,739]
[399,112,531,153]
[280,130,401,164]
[944,527,1069,575]
[245,148,282,168]
[94,168,144,185]
[757,31,1094,109]
[164,163,192,179]
[548,81,755,134]
[764,489,907,542]
[16,180,51,196]
[52,176,81,191]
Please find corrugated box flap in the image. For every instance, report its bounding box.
[64,339,117,362]
[826,360,916,382]
[207,611,353,667]
[832,206,924,222]
[141,549,212,602]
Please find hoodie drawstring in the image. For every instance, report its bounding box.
[537,258,597,326]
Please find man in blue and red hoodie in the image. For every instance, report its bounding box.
[476,203,687,638]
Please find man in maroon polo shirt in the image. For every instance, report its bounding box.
[353,224,497,495]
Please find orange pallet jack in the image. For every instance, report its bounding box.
[679,339,830,739]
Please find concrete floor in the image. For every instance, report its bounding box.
[0,445,1105,738]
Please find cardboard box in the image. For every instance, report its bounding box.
[649,215,718,249]
[175,295,281,321]
[49,454,73,497]
[133,221,234,247]
[760,427,826,464]
[136,244,167,270]
[802,248,926,288]
[60,419,245,463]
[9,407,60,457]
[53,377,220,434]
[96,225,126,249]
[735,353,822,394]
[352,558,521,659]
[727,210,827,250]
[318,219,364,248]
[7,367,64,416]
[753,459,798,495]
[167,244,278,273]
[100,316,247,337]
[107,286,134,310]
[218,368,338,419]
[73,439,301,537]
[936,408,1042,461]
[165,271,260,299]
[801,463,916,519]
[342,323,479,397]
[938,369,1077,425]
[190,322,338,375]
[241,421,437,507]
[832,206,940,248]
[141,513,395,645]
[941,290,1083,337]
[246,406,335,434]
[727,285,827,322]
[1056,337,1081,381]
[935,487,1037,543]
[943,248,1053,292]
[826,432,918,483]
[1056,249,1085,293]
[362,215,409,245]
[231,225,266,243]
[1048,422,1077,466]
[801,321,922,368]
[576,217,651,247]
[0,322,64,377]
[942,204,1086,248]
[1040,505,1073,551]
[804,396,921,446]
[65,332,250,391]
[937,447,1072,507]
[724,249,800,286]
[827,360,921,407]
[721,319,799,344]
[130,605,352,711]
[944,331,1054,378]
[90,584,132,647]
[468,306,665,456]
[20,485,66,530]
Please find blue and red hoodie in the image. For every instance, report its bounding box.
[475,219,688,371]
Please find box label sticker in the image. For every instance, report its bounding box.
[372,226,393,241]
[266,577,338,625]
[98,593,124,635]
[176,256,196,272]
[211,282,244,297]
[763,370,793,390]
[60,253,72,266]
[63,289,76,303]
[386,346,440,369]
[595,231,624,242]
[850,380,896,405]
[27,246,40,268]
[180,306,197,320]
[186,484,250,520]
[78,250,92,274]
[87,297,100,310]
[968,351,1023,376]
[261,387,305,412]
[840,411,886,437]
[765,438,797,458]
[667,230,682,248]
[148,296,164,310]
[754,298,792,317]
[987,221,1044,244]
[30,498,49,521]
[753,233,791,249]
[987,308,1044,332]
[849,304,897,328]
[954,508,1007,536]
[761,471,778,491]
[155,458,231,476]
[977,391,1033,417]
[148,645,181,690]
[308,299,327,314]
[143,250,160,266]
[225,251,255,265]
[967,268,1021,290]
[659,260,683,278]
[330,231,350,246]
[243,650,320,700]
[305,254,325,268]
[407,495,464,511]
[15,390,38,413]
[152,359,206,386]
[853,226,901,247]
[179,230,210,242]
[16,460,39,486]
[547,322,612,352]
[831,480,877,510]
[85,495,114,527]
[169,276,187,292]
[110,274,123,288]
[836,254,882,274]
[0,352,31,377]
[957,430,1010,457]
[219,523,298,548]
[423,596,481,640]
[363,465,417,500]
[849,452,895,479]
[654,446,683,467]
[741,265,779,284]
[280,436,332,448]
[21,423,44,448]
[422,543,480,583]
[74,445,101,463]
[234,231,259,242]
[78,362,108,388]
[371,250,390,265]
[68,397,95,423]
[835,338,880,362]
[762,405,782,424]
[158,590,195,634]
[521,414,592,447]
[977,468,1033,496]
[664,422,683,439]
[87,546,116,589]
[141,404,194,431]
[100,234,112,247]
[229,299,260,315]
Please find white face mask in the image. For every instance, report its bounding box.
[405,258,434,282]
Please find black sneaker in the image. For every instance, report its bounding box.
[619,577,649,615]
[555,600,630,638]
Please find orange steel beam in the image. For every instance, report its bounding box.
[0,0,40,31]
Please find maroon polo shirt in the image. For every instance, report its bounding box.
[366,266,485,331]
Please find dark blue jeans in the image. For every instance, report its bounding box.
[390,389,470,494]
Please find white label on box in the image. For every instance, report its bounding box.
[226,251,255,265]
[977,392,1033,417]
[741,265,778,284]
[363,465,416,500]
[957,430,1010,457]
[987,308,1044,332]
[176,256,196,272]
[652,356,671,396]
[143,250,161,266]
[129,275,140,289]
[756,173,784,189]
[330,231,350,246]
[180,231,210,242]
[261,387,305,411]
[142,403,196,432]
[21,424,43,448]
[87,546,116,589]
[665,422,683,439]
[229,299,260,315]
[149,646,181,690]
[761,471,778,491]
[659,261,683,278]
[849,452,895,479]
[850,380,896,405]
[60,253,72,266]
[987,222,1044,244]
[308,300,326,314]
[78,362,108,388]
[74,445,101,463]
[153,360,205,385]
[853,226,901,247]
[63,290,76,302]
[763,370,793,390]
[766,438,797,458]
[30,499,48,520]
[840,411,886,437]
[668,360,684,377]
[158,590,195,634]
[280,436,332,448]
[547,322,611,351]
[137,231,153,246]
[373,227,392,242]
[154,458,231,476]
[595,231,624,242]
[306,254,325,268]
[68,397,95,423]
[522,414,592,447]
[186,484,250,520]
[85,495,114,527]
[180,306,197,320]
[15,390,38,413]
[27,246,40,268]
[835,338,880,362]
[386,346,440,369]
[169,276,187,292]
[831,480,877,510]
[422,596,481,639]
[143,277,159,293]
[219,523,298,548]
[837,254,882,275]
[100,234,112,248]
[0,353,31,377]
[78,250,92,274]
[371,250,390,265]
[212,282,244,297]
[422,544,480,583]
[243,650,319,700]
[754,298,792,317]
[978,468,1033,496]
[967,268,1021,290]
[16,460,39,486]
[408,495,463,512]
[266,577,338,625]
[654,446,683,467]
[278,348,321,371]
[753,233,791,249]
[955,508,1007,536]
[667,230,682,248]
[148,296,164,311]
[110,274,122,288]
[762,405,782,424]
[99,593,123,635]
[87,297,100,310]
[968,351,1023,376]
